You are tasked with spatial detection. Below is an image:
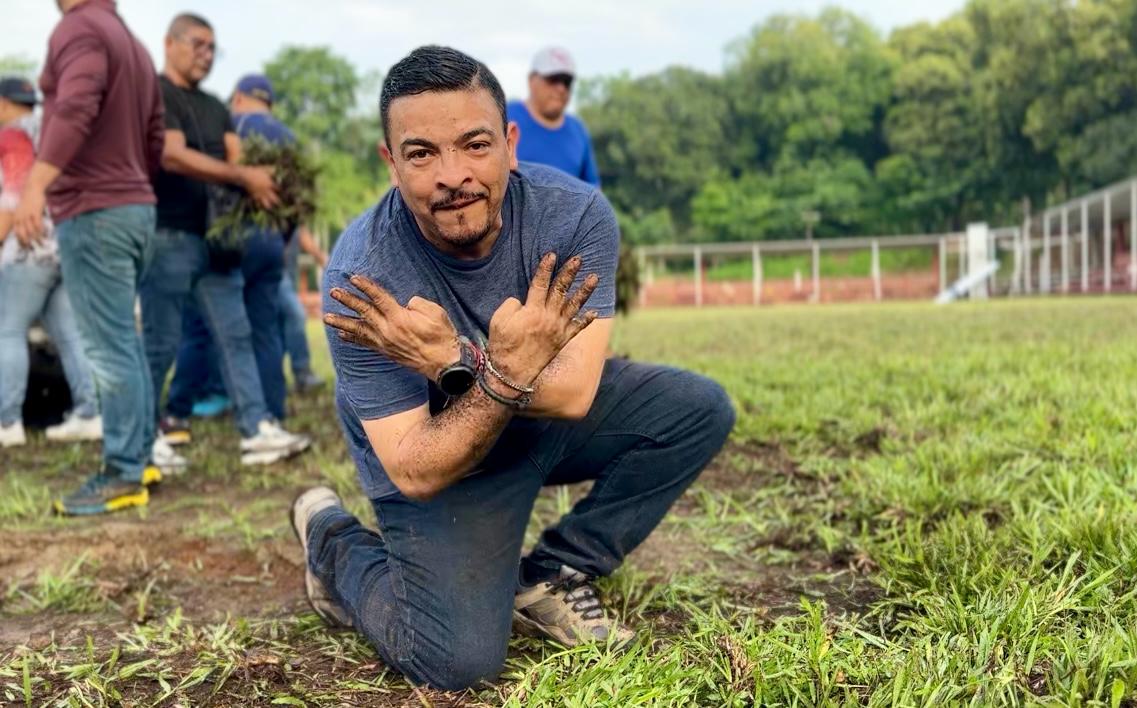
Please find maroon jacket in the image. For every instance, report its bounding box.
[38,0,164,223]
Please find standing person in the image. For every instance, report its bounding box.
[166,74,292,426]
[281,225,328,393]
[12,0,177,516]
[506,46,600,186]
[144,14,309,465]
[291,46,734,690]
[0,77,100,448]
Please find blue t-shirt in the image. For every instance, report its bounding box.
[323,162,619,500]
[232,111,295,145]
[507,100,600,186]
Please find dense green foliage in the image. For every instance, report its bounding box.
[263,47,387,237]
[581,0,1137,244]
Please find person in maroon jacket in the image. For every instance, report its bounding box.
[13,0,185,516]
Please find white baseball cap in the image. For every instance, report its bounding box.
[531,46,576,77]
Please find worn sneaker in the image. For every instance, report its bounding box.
[294,371,326,394]
[159,415,192,446]
[241,419,310,466]
[151,437,188,476]
[513,566,635,647]
[0,421,26,448]
[290,487,353,627]
[54,471,149,516]
[45,413,103,443]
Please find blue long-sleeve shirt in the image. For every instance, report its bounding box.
[507,100,600,187]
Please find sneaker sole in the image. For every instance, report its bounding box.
[53,488,150,516]
[161,431,192,446]
[241,448,299,466]
[289,490,353,628]
[45,433,103,442]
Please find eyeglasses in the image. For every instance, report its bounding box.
[176,35,218,56]
[544,74,573,90]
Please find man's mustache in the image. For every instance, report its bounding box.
[430,190,488,213]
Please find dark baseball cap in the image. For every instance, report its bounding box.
[0,77,38,106]
[234,74,274,105]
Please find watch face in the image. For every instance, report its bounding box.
[439,366,476,396]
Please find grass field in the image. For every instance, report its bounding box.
[3,298,1137,706]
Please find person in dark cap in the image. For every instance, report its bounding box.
[13,0,177,516]
[0,76,100,450]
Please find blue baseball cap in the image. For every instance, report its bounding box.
[234,74,274,105]
[0,76,38,106]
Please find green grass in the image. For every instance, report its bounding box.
[655,246,936,281]
[4,300,1137,705]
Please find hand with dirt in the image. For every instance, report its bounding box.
[486,252,599,386]
[324,275,460,381]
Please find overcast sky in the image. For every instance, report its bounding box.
[8,0,964,105]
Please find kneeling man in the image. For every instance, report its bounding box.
[293,45,735,691]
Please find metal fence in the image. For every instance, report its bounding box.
[635,175,1137,307]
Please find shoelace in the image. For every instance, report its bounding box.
[550,574,605,621]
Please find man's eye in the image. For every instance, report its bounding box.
[468,142,490,152]
[408,150,430,160]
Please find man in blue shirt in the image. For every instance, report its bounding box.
[290,46,734,691]
[506,47,600,186]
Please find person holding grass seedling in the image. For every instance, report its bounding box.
[291,46,735,691]
[143,13,309,467]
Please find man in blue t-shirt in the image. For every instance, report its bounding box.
[506,46,600,186]
[291,46,734,691]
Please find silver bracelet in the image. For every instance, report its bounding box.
[477,372,531,409]
[484,353,535,394]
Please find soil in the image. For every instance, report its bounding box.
[1,442,881,705]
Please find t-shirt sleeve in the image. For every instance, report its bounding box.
[566,192,619,318]
[161,82,184,133]
[580,124,601,187]
[323,266,429,421]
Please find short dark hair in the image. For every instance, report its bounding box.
[168,12,212,38]
[380,46,507,147]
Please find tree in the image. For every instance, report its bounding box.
[578,67,732,226]
[265,47,360,150]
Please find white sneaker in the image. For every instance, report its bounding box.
[240,419,310,466]
[45,413,103,442]
[290,487,353,627]
[151,436,188,476]
[0,421,26,448]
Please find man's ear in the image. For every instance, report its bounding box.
[506,121,520,171]
[379,141,399,188]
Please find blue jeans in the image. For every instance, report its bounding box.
[0,259,98,425]
[307,359,735,690]
[54,205,155,479]
[140,229,274,438]
[279,272,312,378]
[167,230,286,422]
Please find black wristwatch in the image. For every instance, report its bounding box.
[437,336,483,396]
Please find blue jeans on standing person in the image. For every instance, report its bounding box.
[279,271,312,379]
[0,259,99,425]
[305,358,735,690]
[140,228,277,439]
[166,229,286,423]
[54,205,155,481]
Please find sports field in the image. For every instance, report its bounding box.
[3,299,1136,706]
